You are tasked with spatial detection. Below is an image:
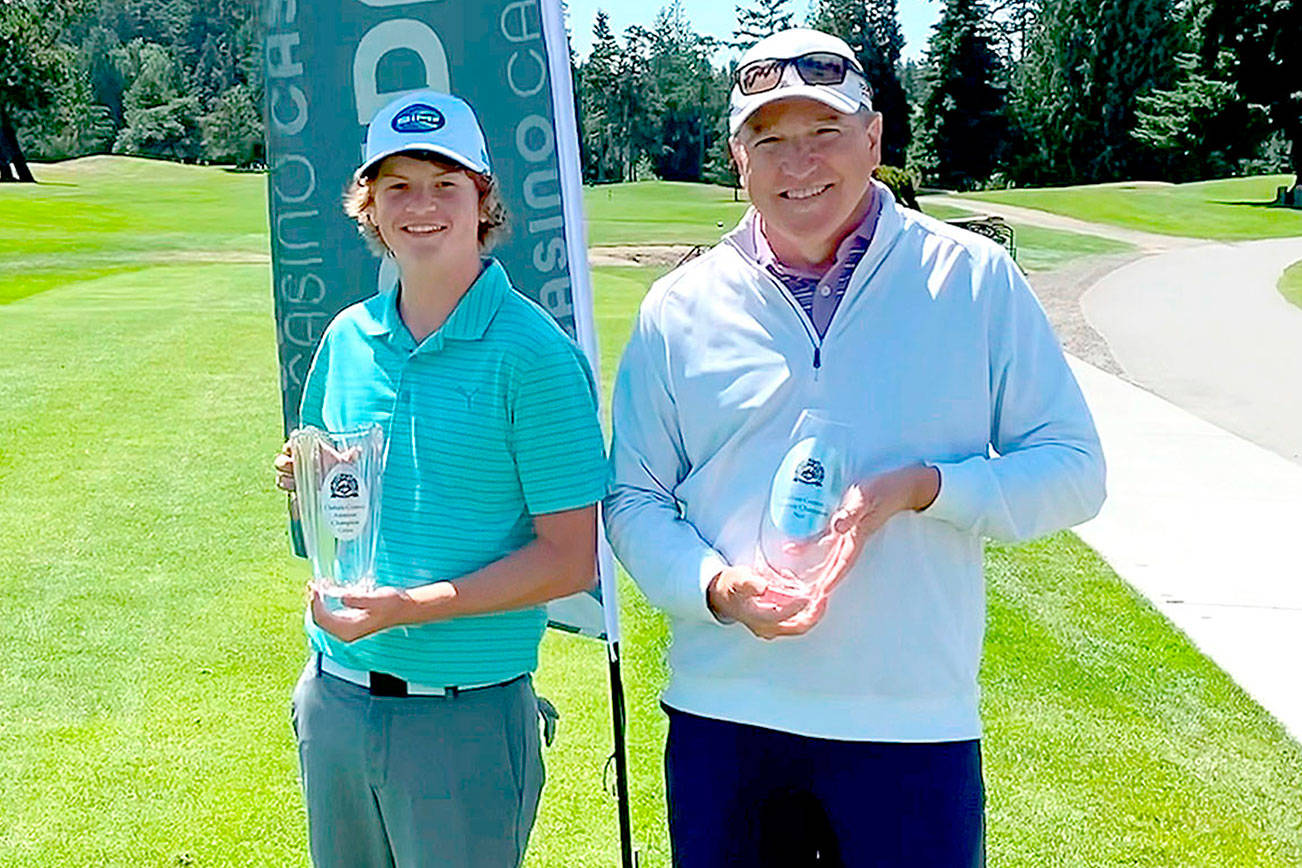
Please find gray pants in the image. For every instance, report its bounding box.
[291,662,544,868]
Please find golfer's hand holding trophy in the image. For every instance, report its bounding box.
[289,424,387,609]
[757,411,853,608]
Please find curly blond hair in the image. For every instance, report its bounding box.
[342,152,508,255]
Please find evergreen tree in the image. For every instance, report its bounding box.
[112,39,201,160]
[734,0,794,50]
[645,2,724,182]
[24,68,115,160]
[200,82,262,165]
[919,0,1006,189]
[898,58,929,109]
[1195,0,1301,184]
[617,25,656,181]
[578,11,623,182]
[1010,0,1180,184]
[83,25,127,128]
[96,0,194,57]
[1131,52,1262,181]
[807,0,911,166]
[187,0,260,107]
[0,0,267,164]
[987,0,1042,61]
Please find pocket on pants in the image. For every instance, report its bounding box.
[512,680,545,860]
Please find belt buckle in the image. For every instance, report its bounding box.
[369,671,409,697]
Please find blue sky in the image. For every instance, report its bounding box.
[564,0,942,63]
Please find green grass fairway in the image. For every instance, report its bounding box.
[0,156,269,307]
[961,175,1302,240]
[587,181,1134,273]
[919,201,1134,272]
[584,181,748,246]
[1279,260,1302,310]
[3,158,1301,866]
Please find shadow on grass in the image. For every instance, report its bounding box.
[1212,199,1302,210]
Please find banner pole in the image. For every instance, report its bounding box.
[607,640,636,868]
[535,1,638,863]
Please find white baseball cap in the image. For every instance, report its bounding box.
[729,29,872,136]
[356,90,492,180]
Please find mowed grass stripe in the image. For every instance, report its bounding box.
[0,264,308,866]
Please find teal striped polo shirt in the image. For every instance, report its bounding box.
[298,259,608,686]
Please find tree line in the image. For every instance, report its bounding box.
[0,0,262,181]
[1,0,1297,189]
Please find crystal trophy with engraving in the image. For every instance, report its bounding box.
[290,424,386,596]
[757,411,854,603]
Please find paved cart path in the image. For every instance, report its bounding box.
[910,203,1302,740]
[1070,356,1302,743]
[1081,237,1302,466]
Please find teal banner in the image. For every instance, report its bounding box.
[264,0,616,640]
[266,0,581,432]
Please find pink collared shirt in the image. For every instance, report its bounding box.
[748,190,882,338]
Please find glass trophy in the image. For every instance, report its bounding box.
[289,424,386,596]
[757,411,854,602]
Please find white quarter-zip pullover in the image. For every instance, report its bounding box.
[605,182,1106,741]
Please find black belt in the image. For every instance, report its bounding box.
[315,652,522,698]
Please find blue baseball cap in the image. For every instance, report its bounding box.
[356,90,492,180]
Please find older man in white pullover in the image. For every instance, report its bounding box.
[605,28,1105,868]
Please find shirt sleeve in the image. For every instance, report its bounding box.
[923,250,1107,541]
[296,331,330,431]
[603,299,730,624]
[509,336,608,515]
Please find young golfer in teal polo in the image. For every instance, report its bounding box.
[273,90,607,867]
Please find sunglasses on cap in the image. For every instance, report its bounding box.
[735,51,864,96]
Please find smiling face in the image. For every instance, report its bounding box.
[366,154,484,270]
[731,98,882,266]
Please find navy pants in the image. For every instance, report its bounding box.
[664,707,985,868]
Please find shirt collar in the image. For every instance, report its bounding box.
[725,179,899,270]
[752,186,881,279]
[357,258,509,352]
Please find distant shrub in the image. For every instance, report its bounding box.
[873,164,920,210]
[1238,131,1292,177]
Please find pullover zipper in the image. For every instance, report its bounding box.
[723,196,906,385]
[723,237,826,380]
[759,270,823,380]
